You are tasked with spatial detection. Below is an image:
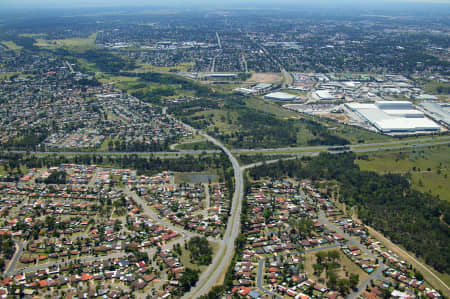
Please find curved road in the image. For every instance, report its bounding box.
[182,130,244,298]
[4,240,25,277]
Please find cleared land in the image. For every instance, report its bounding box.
[34,32,98,51]
[97,73,198,99]
[248,72,283,84]
[133,62,195,73]
[1,41,23,51]
[174,172,218,184]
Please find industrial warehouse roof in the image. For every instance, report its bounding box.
[264,92,298,101]
[315,90,334,100]
[374,118,440,132]
[419,102,450,127]
[346,101,441,133]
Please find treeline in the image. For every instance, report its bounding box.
[122,72,215,98]
[1,134,47,151]
[106,139,176,152]
[168,99,221,116]
[303,119,349,146]
[80,50,135,73]
[0,234,15,272]
[170,96,350,148]
[0,32,38,51]
[187,237,213,265]
[0,152,232,178]
[249,153,450,274]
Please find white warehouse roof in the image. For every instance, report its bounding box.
[345,101,441,134]
[383,109,424,118]
[374,118,441,132]
[315,90,334,100]
[376,101,413,110]
[264,92,298,101]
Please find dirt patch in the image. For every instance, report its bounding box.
[322,113,349,123]
[248,73,283,84]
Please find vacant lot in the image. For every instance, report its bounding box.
[304,249,369,287]
[1,41,22,51]
[35,32,98,51]
[133,62,195,73]
[248,72,283,84]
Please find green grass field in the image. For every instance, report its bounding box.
[1,41,23,51]
[133,62,195,73]
[245,97,301,119]
[356,145,450,202]
[97,73,197,99]
[35,32,98,51]
[0,72,19,80]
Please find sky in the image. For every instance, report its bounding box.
[1,0,450,9]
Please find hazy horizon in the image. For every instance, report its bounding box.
[2,0,450,10]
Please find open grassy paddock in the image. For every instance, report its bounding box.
[1,41,23,51]
[356,144,450,202]
[34,32,98,51]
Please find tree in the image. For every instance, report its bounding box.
[313,263,325,276]
[187,237,212,265]
[315,251,327,265]
[263,207,273,223]
[327,250,340,264]
[337,278,350,294]
[414,271,424,281]
[180,268,199,292]
[44,171,67,184]
[327,269,338,289]
[349,273,359,289]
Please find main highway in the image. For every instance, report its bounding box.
[4,135,450,157]
[182,128,245,298]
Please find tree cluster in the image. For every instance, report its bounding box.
[187,236,213,265]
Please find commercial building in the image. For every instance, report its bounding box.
[264,92,299,101]
[419,102,450,127]
[414,94,439,101]
[234,83,272,95]
[315,90,334,100]
[202,73,237,79]
[345,101,441,134]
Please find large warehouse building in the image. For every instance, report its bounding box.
[346,101,441,134]
[314,90,334,100]
[419,102,450,127]
[264,92,299,101]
